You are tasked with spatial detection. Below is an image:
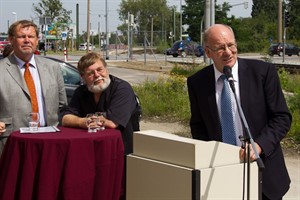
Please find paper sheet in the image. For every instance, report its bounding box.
[20,126,60,133]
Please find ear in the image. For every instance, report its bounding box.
[80,75,86,84]
[204,47,212,58]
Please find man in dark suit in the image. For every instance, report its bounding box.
[0,20,67,152]
[187,24,291,200]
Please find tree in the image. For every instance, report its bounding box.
[182,0,204,42]
[32,0,72,23]
[118,0,176,45]
[251,0,278,22]
[32,0,72,51]
[182,0,230,42]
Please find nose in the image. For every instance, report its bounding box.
[93,70,101,77]
[23,36,31,42]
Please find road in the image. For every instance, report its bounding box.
[107,63,165,85]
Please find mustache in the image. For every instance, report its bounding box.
[93,77,104,84]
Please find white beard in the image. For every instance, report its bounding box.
[87,77,111,93]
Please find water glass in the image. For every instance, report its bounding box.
[27,112,39,132]
[95,112,106,131]
[86,113,98,133]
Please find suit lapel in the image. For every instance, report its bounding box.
[6,56,30,96]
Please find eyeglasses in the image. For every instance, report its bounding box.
[206,43,237,54]
[85,67,106,77]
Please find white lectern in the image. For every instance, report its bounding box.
[126,130,258,200]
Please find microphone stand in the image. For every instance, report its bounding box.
[229,80,265,200]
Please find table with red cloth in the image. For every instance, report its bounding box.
[0,127,124,200]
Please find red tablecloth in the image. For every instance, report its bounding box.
[0,127,124,200]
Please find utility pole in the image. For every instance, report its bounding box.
[87,0,90,53]
[173,8,176,41]
[76,4,79,51]
[278,0,283,43]
[204,0,211,64]
[98,15,101,55]
[210,0,215,27]
[127,12,130,62]
[180,0,182,41]
[105,0,109,60]
[151,16,153,47]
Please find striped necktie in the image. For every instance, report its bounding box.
[24,62,39,113]
[220,75,236,145]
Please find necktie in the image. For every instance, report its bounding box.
[220,75,236,145]
[24,63,39,113]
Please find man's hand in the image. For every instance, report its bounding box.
[239,142,262,162]
[0,122,6,135]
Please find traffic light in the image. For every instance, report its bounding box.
[285,11,290,27]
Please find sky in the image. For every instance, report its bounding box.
[0,0,252,35]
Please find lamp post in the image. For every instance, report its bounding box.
[105,0,109,60]
[98,15,101,55]
[180,0,182,41]
[12,12,17,22]
[86,0,91,53]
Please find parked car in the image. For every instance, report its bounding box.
[268,43,300,56]
[165,40,204,57]
[45,57,82,103]
[79,43,95,51]
[0,41,10,53]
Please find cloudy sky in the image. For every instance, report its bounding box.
[0,0,252,34]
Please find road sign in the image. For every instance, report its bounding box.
[61,32,67,41]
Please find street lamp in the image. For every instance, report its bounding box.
[98,15,101,55]
[230,2,248,10]
[12,12,17,22]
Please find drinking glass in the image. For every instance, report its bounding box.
[86,113,98,133]
[27,112,39,132]
[95,112,106,131]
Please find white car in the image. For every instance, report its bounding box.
[79,43,95,51]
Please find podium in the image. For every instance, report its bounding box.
[126,130,258,200]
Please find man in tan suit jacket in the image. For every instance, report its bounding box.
[0,20,67,153]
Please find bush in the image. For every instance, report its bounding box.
[278,69,300,143]
[170,63,205,77]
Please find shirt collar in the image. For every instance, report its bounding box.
[213,60,238,83]
[14,54,37,69]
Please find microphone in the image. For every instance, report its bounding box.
[223,66,235,93]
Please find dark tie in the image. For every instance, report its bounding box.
[24,63,39,113]
[220,75,236,145]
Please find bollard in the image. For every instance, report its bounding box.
[64,47,67,62]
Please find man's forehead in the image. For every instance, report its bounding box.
[86,62,105,70]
